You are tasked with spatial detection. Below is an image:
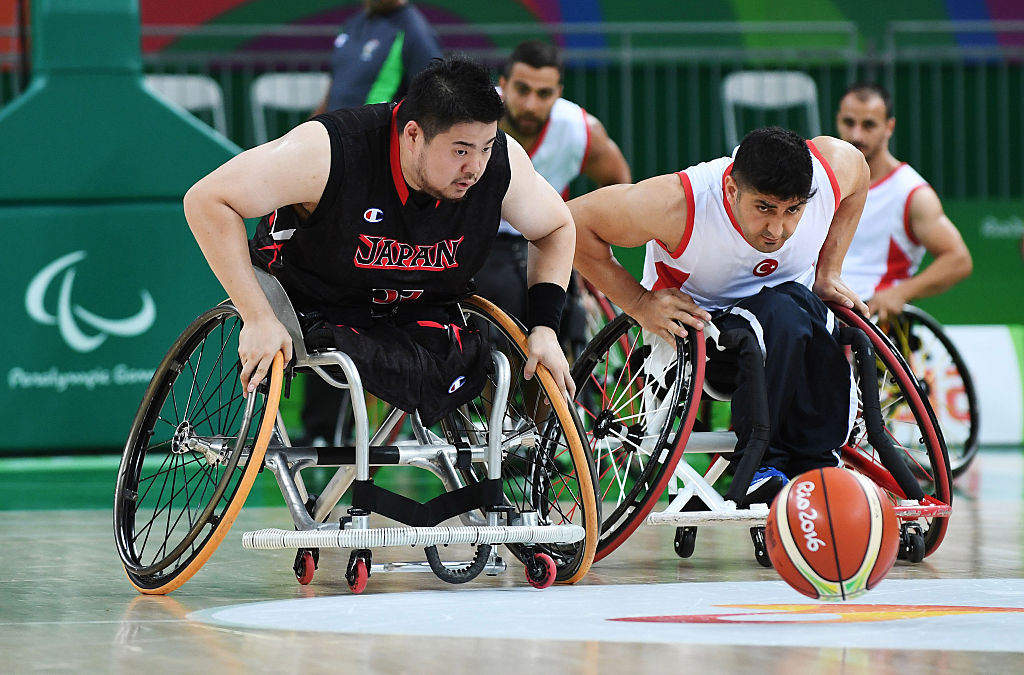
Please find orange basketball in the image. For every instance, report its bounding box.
[765,467,900,601]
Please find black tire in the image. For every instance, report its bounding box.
[446,295,599,584]
[883,305,979,478]
[114,304,283,594]
[832,304,952,558]
[571,313,704,561]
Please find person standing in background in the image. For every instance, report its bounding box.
[313,0,442,115]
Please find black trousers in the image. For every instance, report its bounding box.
[708,281,852,478]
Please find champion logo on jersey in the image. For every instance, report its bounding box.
[752,259,779,277]
[364,208,384,223]
[448,375,466,394]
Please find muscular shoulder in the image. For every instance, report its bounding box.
[809,135,867,199]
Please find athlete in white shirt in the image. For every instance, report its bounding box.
[571,127,869,503]
[474,40,630,338]
[836,82,972,323]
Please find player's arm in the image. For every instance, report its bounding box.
[868,187,972,322]
[569,174,711,343]
[501,136,577,398]
[809,136,870,316]
[183,121,331,391]
[580,112,632,187]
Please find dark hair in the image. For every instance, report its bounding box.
[397,55,504,140]
[504,40,564,81]
[840,81,894,119]
[732,126,816,201]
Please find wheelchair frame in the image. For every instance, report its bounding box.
[114,269,598,594]
[572,301,953,566]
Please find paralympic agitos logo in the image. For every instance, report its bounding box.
[24,251,156,353]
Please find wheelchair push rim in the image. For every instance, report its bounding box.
[114,304,282,593]
[571,313,704,561]
[831,303,953,558]
[451,295,599,584]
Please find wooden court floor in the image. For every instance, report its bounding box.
[1,448,1022,674]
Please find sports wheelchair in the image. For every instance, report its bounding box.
[572,301,952,567]
[880,304,979,478]
[114,269,599,594]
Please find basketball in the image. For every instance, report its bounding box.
[765,467,900,601]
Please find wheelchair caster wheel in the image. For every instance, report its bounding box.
[346,549,372,594]
[674,527,697,558]
[293,548,319,585]
[525,553,557,589]
[898,522,926,563]
[750,526,772,568]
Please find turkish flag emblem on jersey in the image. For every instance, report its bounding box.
[752,259,779,277]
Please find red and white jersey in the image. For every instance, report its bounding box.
[498,94,590,235]
[842,163,929,300]
[640,141,841,311]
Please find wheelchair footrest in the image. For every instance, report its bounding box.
[242,524,585,550]
[894,498,951,519]
[646,504,769,527]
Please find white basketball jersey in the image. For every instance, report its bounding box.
[497,95,590,235]
[640,141,840,312]
[842,163,929,300]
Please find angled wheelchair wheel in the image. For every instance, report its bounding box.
[447,295,599,584]
[114,304,283,594]
[571,313,705,561]
[831,304,952,558]
[882,305,979,479]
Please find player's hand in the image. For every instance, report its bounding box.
[524,325,575,400]
[237,314,293,394]
[812,275,869,318]
[631,288,712,344]
[866,286,907,324]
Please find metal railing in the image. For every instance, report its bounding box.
[2,21,1022,197]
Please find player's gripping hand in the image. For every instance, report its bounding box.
[812,275,870,318]
[630,288,712,344]
[524,325,575,400]
[866,286,908,324]
[238,313,293,394]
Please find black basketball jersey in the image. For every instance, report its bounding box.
[250,102,511,325]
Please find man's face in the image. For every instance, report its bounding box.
[725,176,807,253]
[406,120,497,201]
[836,92,894,163]
[498,63,562,137]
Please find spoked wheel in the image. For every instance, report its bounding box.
[571,314,705,561]
[445,295,599,585]
[114,304,283,594]
[831,303,952,558]
[881,305,979,478]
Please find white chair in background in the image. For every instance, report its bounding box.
[145,73,228,137]
[250,72,331,145]
[721,70,821,151]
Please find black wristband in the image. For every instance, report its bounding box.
[527,282,566,334]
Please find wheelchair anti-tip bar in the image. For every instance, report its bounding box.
[241,523,586,550]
